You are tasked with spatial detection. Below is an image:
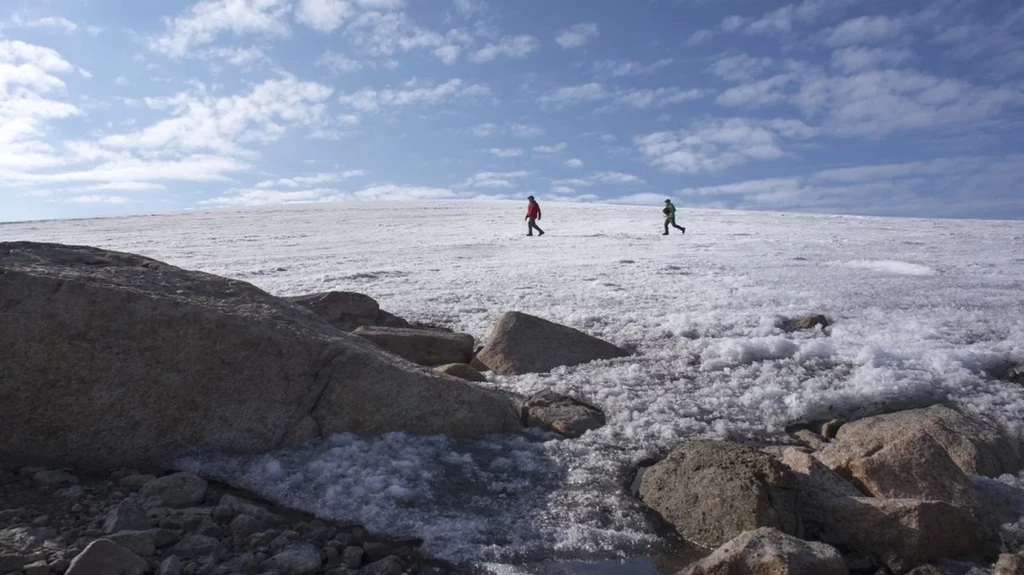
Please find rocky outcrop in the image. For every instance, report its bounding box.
[351,326,475,366]
[678,528,848,575]
[434,363,486,382]
[476,312,629,375]
[816,405,1019,478]
[521,391,606,438]
[0,242,521,470]
[638,441,801,548]
[286,292,410,333]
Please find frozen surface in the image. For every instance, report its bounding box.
[3,201,1024,569]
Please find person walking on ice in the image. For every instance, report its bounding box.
[526,195,544,236]
[663,199,685,235]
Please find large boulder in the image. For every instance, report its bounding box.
[434,363,486,382]
[638,441,801,548]
[286,291,410,333]
[678,528,848,575]
[476,312,629,375]
[351,326,474,366]
[813,497,998,573]
[816,405,1019,478]
[0,242,521,470]
[846,432,982,508]
[66,539,147,575]
[521,391,606,438]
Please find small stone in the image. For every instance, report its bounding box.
[71,504,84,513]
[30,515,50,527]
[521,391,606,438]
[211,507,233,523]
[264,543,322,575]
[342,546,364,568]
[158,555,183,575]
[56,485,85,498]
[158,516,185,531]
[50,558,70,574]
[32,470,78,486]
[118,475,157,490]
[361,542,389,563]
[23,560,50,575]
[325,546,340,566]
[217,495,281,524]
[792,429,829,451]
[359,556,405,575]
[794,314,830,330]
[140,473,207,508]
[230,515,266,539]
[270,530,299,551]
[107,530,158,557]
[65,539,147,575]
[169,534,221,559]
[104,501,151,534]
[820,419,845,439]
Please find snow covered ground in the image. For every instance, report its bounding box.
[3,201,1024,571]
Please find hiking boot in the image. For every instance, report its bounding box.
[538,231,545,236]
[681,228,686,234]
[662,232,669,235]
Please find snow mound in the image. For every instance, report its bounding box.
[841,260,936,276]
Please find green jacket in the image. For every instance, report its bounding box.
[663,202,676,218]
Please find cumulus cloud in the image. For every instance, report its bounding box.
[317,50,363,73]
[338,79,489,113]
[469,35,539,63]
[533,142,567,154]
[456,170,530,189]
[565,158,584,168]
[488,148,523,158]
[13,15,79,33]
[150,0,292,58]
[826,15,905,47]
[555,23,599,48]
[593,59,673,77]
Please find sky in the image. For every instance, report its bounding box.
[1,0,1023,222]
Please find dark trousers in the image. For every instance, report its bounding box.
[664,216,685,234]
[528,218,544,235]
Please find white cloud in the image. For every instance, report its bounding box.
[509,123,544,138]
[830,47,912,73]
[14,16,79,33]
[488,148,523,158]
[538,83,609,107]
[317,50,363,73]
[826,15,904,47]
[469,35,539,63]
[533,142,566,154]
[591,171,645,185]
[552,178,591,187]
[259,170,366,187]
[201,46,269,66]
[472,123,544,138]
[613,87,705,110]
[434,45,462,65]
[470,123,497,137]
[114,76,131,88]
[457,170,530,189]
[635,117,817,174]
[338,79,489,113]
[150,0,292,58]
[565,158,584,168]
[709,55,774,82]
[688,29,714,45]
[555,23,599,48]
[79,181,166,192]
[594,58,673,77]
[295,0,354,32]
[721,16,748,32]
[67,194,131,204]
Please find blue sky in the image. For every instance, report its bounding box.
[1,0,1023,222]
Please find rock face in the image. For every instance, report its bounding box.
[678,528,848,575]
[434,363,487,382]
[813,497,997,573]
[65,539,147,575]
[639,441,801,548]
[286,291,410,333]
[521,391,606,438]
[476,311,629,375]
[816,404,1019,478]
[351,326,475,366]
[845,432,982,508]
[0,242,521,469]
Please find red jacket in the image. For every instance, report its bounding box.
[526,202,541,219]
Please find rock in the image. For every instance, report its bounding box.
[521,391,606,438]
[118,475,157,490]
[287,291,411,333]
[794,315,830,330]
[140,473,207,508]
[359,556,405,575]
[65,539,147,575]
[997,553,1024,575]
[638,440,801,548]
[476,312,629,375]
[813,497,998,573]
[342,546,364,568]
[169,534,221,559]
[1005,364,1024,385]
[264,543,322,575]
[816,405,1019,478]
[351,326,474,366]
[218,495,281,524]
[846,431,982,507]
[230,515,267,539]
[791,429,829,451]
[106,530,157,557]
[778,448,861,499]
[104,501,151,534]
[23,560,49,575]
[678,527,848,575]
[818,419,845,440]
[221,552,260,574]
[0,242,520,470]
[157,556,183,575]
[434,363,486,382]
[0,554,37,573]
[32,470,78,485]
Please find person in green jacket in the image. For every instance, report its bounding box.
[662,199,686,235]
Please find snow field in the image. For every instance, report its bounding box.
[3,201,1024,568]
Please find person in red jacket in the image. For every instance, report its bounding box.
[525,196,544,236]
